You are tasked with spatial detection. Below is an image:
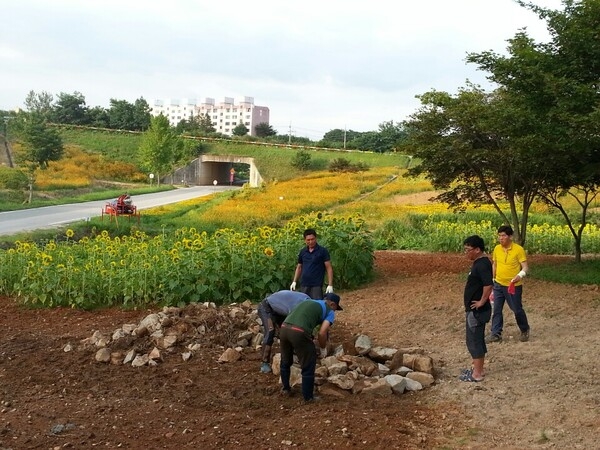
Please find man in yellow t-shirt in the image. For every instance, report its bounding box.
[486,225,531,343]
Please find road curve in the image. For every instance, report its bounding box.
[0,185,237,236]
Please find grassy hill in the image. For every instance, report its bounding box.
[55,127,411,182]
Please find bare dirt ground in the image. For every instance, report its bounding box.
[1,251,599,449]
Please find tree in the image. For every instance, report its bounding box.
[132,97,152,131]
[232,122,249,136]
[87,106,110,128]
[320,128,363,148]
[15,112,64,203]
[254,122,276,138]
[138,115,182,185]
[376,120,409,152]
[107,99,134,130]
[108,98,151,131]
[291,150,311,171]
[24,91,54,118]
[403,85,542,245]
[466,0,600,261]
[198,113,216,134]
[52,91,89,125]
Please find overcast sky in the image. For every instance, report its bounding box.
[1,0,563,140]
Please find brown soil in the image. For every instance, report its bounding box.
[1,251,599,449]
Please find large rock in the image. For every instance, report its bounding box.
[384,374,407,395]
[218,348,241,363]
[354,334,372,355]
[338,355,378,376]
[95,348,111,363]
[367,347,397,363]
[355,378,392,396]
[406,371,434,387]
[403,354,434,374]
[326,373,356,390]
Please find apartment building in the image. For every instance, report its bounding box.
[151,96,270,136]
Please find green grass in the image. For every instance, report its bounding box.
[56,127,411,182]
[56,126,144,164]
[191,139,410,181]
[533,258,600,285]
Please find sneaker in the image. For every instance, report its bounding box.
[520,330,530,342]
[260,362,272,373]
[302,396,322,404]
[485,334,502,344]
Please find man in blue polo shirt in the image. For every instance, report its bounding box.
[279,292,343,403]
[290,228,334,299]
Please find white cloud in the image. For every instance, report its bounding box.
[1,0,565,139]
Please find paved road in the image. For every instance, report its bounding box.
[0,186,237,236]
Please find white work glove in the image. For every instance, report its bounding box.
[290,281,296,291]
[325,285,334,294]
[319,347,327,358]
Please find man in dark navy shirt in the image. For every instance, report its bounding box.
[460,235,493,383]
[290,228,334,299]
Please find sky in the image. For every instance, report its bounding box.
[1,0,564,140]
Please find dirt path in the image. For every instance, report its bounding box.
[0,251,598,449]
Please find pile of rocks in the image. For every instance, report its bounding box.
[74,301,435,396]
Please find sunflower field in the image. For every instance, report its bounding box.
[0,213,373,309]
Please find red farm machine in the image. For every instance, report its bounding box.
[101,193,140,225]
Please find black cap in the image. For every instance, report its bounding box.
[323,292,343,311]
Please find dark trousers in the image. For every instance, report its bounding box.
[279,326,317,400]
[491,283,530,336]
[301,285,323,300]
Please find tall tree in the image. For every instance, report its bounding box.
[138,114,182,185]
[132,97,152,131]
[15,112,64,203]
[232,122,249,136]
[467,0,600,260]
[403,85,542,244]
[254,122,276,138]
[198,113,216,134]
[87,106,110,128]
[52,91,89,125]
[107,99,136,130]
[24,91,54,118]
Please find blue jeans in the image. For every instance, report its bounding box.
[491,282,530,336]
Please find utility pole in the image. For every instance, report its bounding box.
[1,116,15,168]
[343,126,347,149]
[288,122,292,145]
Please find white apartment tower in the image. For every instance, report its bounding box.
[151,96,270,136]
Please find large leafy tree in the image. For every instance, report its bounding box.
[254,122,276,138]
[232,122,249,136]
[466,0,600,260]
[138,114,182,185]
[107,98,150,131]
[403,85,543,244]
[15,112,64,203]
[24,91,54,118]
[198,113,216,134]
[132,98,152,131]
[87,106,110,128]
[52,91,89,125]
[320,128,363,148]
[176,112,216,136]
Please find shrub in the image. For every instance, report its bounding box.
[0,167,28,190]
[328,158,370,173]
[291,150,312,171]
